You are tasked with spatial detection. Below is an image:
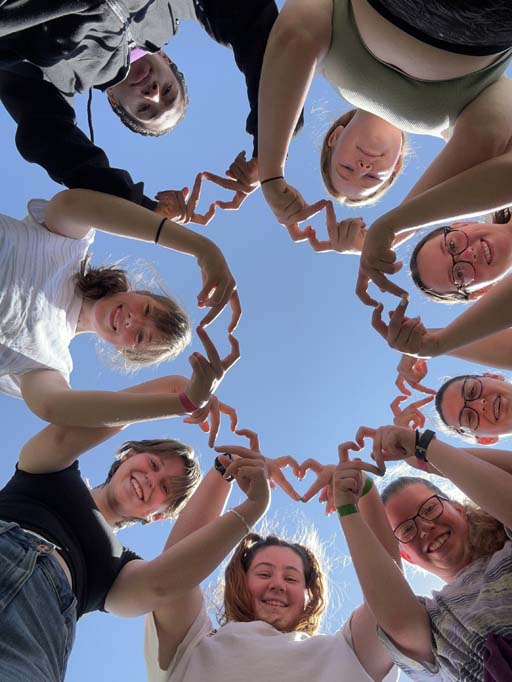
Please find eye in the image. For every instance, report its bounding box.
[138,104,150,114]
[150,458,158,471]
[136,331,144,346]
[447,238,457,254]
[422,502,436,516]
[285,577,298,583]
[164,85,172,96]
[257,573,271,578]
[162,483,169,496]
[366,174,379,181]
[144,304,150,317]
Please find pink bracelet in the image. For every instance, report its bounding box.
[178,392,200,414]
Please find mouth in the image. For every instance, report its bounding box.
[130,476,144,502]
[262,599,287,608]
[110,305,122,332]
[357,145,382,158]
[129,60,151,86]
[494,395,502,421]
[427,532,450,553]
[481,239,492,265]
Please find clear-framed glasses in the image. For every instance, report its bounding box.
[393,494,450,543]
[457,376,483,435]
[443,227,476,292]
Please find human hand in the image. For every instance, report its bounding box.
[183,397,238,448]
[356,220,407,306]
[261,177,325,227]
[391,394,434,430]
[201,151,260,212]
[396,356,436,396]
[305,202,367,254]
[215,445,270,505]
[155,175,216,226]
[333,441,368,508]
[354,424,417,473]
[371,298,439,358]
[196,242,241,332]
[185,327,240,410]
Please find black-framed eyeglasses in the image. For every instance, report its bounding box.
[457,376,483,435]
[393,494,450,543]
[443,227,476,293]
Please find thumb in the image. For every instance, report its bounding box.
[182,187,189,199]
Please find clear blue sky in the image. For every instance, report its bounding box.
[1,15,509,682]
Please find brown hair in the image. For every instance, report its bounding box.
[76,255,191,366]
[102,438,201,528]
[320,109,406,206]
[108,56,189,137]
[381,476,507,559]
[219,533,326,635]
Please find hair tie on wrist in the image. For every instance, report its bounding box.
[361,476,374,497]
[154,217,167,244]
[178,391,199,414]
[260,175,284,185]
[337,503,359,517]
[229,508,251,534]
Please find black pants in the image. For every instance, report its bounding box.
[367,0,512,55]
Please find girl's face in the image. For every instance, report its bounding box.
[106,451,185,520]
[385,484,472,582]
[246,546,308,631]
[108,52,186,133]
[91,292,166,351]
[415,221,512,296]
[327,111,403,200]
[439,375,512,439]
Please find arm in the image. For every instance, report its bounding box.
[0,65,156,210]
[258,0,331,175]
[18,374,190,473]
[446,328,512,370]
[406,446,512,478]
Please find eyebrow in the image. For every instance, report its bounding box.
[252,561,302,574]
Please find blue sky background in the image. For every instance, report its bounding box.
[1,14,510,682]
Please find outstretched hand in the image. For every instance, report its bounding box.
[354,425,416,473]
[396,356,436,396]
[196,245,241,333]
[261,177,326,227]
[201,151,260,211]
[356,221,407,306]
[305,202,367,254]
[391,394,434,430]
[155,173,216,226]
[371,298,438,358]
[183,397,239,448]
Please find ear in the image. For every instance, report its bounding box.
[106,88,118,106]
[483,372,505,382]
[120,448,136,461]
[399,548,415,564]
[327,125,345,148]
[476,436,500,445]
[150,512,168,522]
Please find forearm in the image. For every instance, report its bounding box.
[358,482,401,565]
[258,7,326,177]
[436,275,512,355]
[340,513,433,659]
[426,439,512,527]
[46,189,216,260]
[377,151,512,239]
[27,388,186,428]
[163,468,232,550]
[445,328,512,369]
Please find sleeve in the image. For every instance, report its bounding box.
[0,64,157,210]
[144,601,213,682]
[377,627,444,681]
[341,619,399,682]
[198,0,279,158]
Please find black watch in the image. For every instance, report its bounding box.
[214,453,234,482]
[415,429,436,463]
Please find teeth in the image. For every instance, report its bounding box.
[131,477,143,501]
[263,600,286,608]
[428,533,449,552]
[495,396,501,421]
[481,240,491,264]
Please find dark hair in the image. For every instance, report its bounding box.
[75,255,191,366]
[102,438,201,528]
[381,475,507,559]
[320,109,406,206]
[109,57,189,137]
[220,533,326,635]
[434,374,480,440]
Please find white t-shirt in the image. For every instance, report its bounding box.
[145,603,398,682]
[0,199,95,397]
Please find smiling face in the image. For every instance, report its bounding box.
[414,221,512,297]
[438,375,512,440]
[90,291,167,351]
[108,52,187,133]
[327,110,403,200]
[245,546,308,631]
[385,483,472,582]
[106,451,186,521]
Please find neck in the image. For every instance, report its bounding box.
[76,298,95,334]
[91,485,123,527]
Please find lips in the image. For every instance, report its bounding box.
[494,395,502,421]
[129,59,151,86]
[357,145,382,158]
[110,305,122,332]
[427,532,449,553]
[130,476,144,502]
[481,239,492,265]
[262,599,287,608]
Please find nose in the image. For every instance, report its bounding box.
[268,576,286,592]
[417,518,435,538]
[142,79,160,101]
[357,159,372,171]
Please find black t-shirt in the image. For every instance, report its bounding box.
[0,462,140,617]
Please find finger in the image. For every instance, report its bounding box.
[271,469,301,502]
[191,202,217,226]
[411,380,437,396]
[338,459,385,476]
[202,171,244,193]
[307,229,332,253]
[371,271,408,299]
[208,398,221,448]
[337,440,360,464]
[302,477,330,502]
[234,428,260,452]
[196,326,223,376]
[215,445,264,460]
[410,395,435,409]
[390,394,408,416]
[290,199,328,225]
[355,272,379,307]
[371,303,389,339]
[354,426,377,449]
[186,172,204,221]
[216,192,248,211]
[287,223,311,243]
[222,333,241,371]
[219,402,239,431]
[395,374,412,397]
[273,455,302,478]
[299,458,324,476]
[228,291,242,334]
[223,457,266,479]
[386,298,409,344]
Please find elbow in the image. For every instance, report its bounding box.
[268,12,323,55]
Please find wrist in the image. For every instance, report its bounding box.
[238,496,270,523]
[337,503,359,518]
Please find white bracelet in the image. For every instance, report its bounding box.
[228,508,251,534]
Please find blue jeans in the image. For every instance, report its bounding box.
[0,520,77,682]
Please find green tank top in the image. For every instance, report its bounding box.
[322,0,512,136]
